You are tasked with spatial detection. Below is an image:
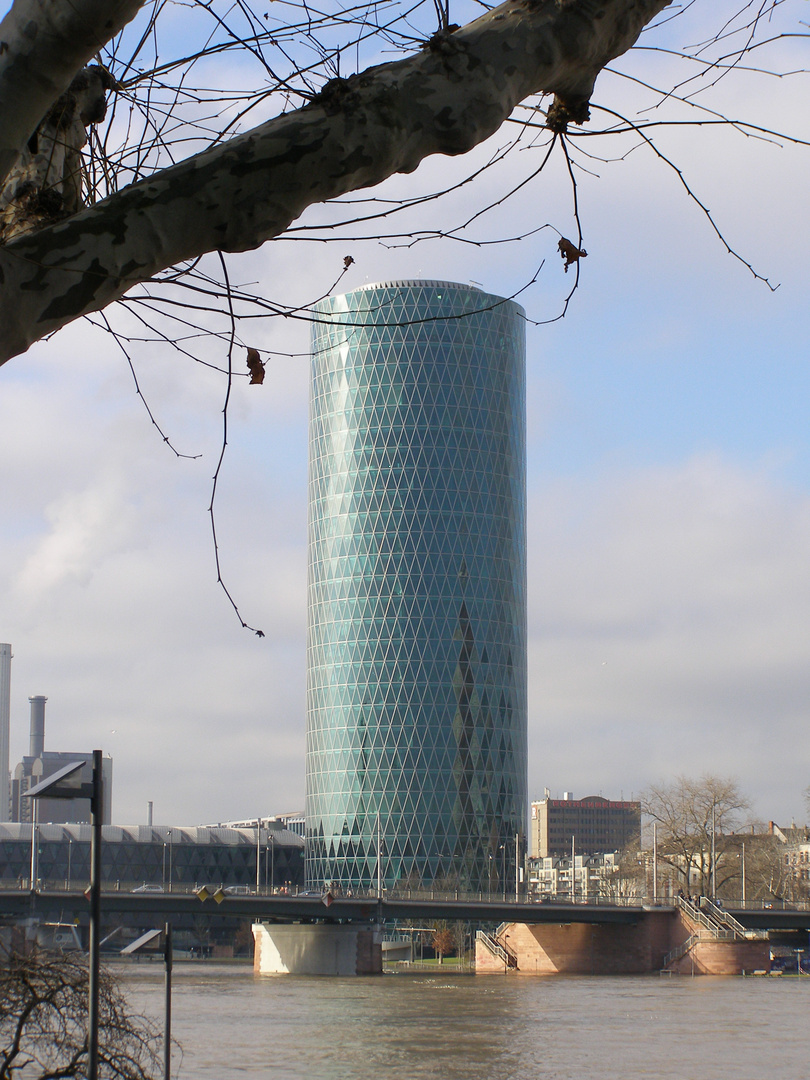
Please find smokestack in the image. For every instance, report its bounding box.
[0,644,10,821]
[28,695,47,759]
[147,801,153,826]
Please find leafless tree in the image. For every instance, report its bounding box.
[0,0,805,627]
[642,774,751,898]
[0,950,162,1080]
[0,0,806,363]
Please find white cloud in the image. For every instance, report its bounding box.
[528,456,810,822]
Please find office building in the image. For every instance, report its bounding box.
[530,794,641,859]
[306,281,527,892]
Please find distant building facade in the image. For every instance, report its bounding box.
[306,281,528,892]
[0,822,303,891]
[530,794,641,859]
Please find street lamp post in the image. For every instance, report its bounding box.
[256,820,261,893]
[24,751,103,1080]
[270,834,275,894]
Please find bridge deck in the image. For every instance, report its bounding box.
[1,889,807,930]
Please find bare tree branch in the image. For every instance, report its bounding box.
[0,0,671,363]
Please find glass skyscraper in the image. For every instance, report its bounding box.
[305,281,527,893]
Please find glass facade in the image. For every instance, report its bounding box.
[306,281,527,893]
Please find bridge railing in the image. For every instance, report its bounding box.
[0,878,680,907]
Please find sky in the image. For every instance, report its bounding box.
[0,0,808,830]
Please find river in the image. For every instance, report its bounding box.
[116,962,809,1080]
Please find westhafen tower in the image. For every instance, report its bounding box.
[305,281,527,893]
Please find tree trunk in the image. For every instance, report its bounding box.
[0,0,671,363]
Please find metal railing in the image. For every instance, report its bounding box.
[662,928,739,969]
[677,895,726,933]
[475,929,517,969]
[700,898,768,940]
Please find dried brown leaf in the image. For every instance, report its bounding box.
[246,347,265,385]
[558,237,588,273]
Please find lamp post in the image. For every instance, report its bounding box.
[29,798,38,890]
[256,820,261,893]
[515,832,520,903]
[25,751,103,1080]
[269,833,275,894]
[121,924,173,1079]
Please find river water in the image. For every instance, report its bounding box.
[117,962,809,1080]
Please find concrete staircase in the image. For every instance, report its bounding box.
[475,928,518,971]
[661,898,767,973]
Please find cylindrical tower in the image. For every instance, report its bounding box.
[305,281,527,893]
[28,695,46,759]
[0,644,10,821]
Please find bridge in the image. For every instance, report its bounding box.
[2,887,808,931]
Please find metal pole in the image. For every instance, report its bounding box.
[256,821,261,893]
[270,836,275,893]
[29,800,37,890]
[515,832,519,902]
[571,835,575,903]
[67,837,72,890]
[376,811,382,899]
[741,842,746,904]
[168,830,173,894]
[88,750,102,1080]
[711,803,716,900]
[653,822,658,902]
[164,922,172,1080]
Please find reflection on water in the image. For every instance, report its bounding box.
[116,962,810,1080]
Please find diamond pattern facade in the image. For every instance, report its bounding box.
[305,281,527,892]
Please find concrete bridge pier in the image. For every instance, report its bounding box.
[252,923,382,975]
[475,908,771,976]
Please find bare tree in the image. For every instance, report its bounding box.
[642,774,751,898]
[0,950,162,1080]
[0,0,806,364]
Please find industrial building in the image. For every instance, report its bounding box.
[305,281,527,893]
[10,695,113,825]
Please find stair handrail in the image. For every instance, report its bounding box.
[700,898,747,938]
[676,895,725,933]
[475,929,517,968]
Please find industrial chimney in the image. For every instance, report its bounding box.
[0,644,10,821]
[28,695,47,759]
